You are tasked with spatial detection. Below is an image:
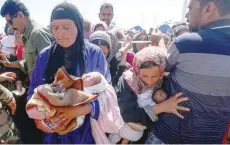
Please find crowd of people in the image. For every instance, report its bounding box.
[0,0,230,144]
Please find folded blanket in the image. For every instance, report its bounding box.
[89,77,143,143]
[88,78,124,144]
[26,67,97,134]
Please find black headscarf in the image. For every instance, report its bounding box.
[44,2,85,84]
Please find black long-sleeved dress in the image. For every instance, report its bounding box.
[116,76,157,144]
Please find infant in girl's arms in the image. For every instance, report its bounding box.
[120,88,167,144]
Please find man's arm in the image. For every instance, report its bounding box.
[28,30,52,75]
[166,43,180,72]
[9,59,27,73]
[32,31,53,54]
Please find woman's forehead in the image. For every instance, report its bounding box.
[51,19,75,26]
[139,67,161,75]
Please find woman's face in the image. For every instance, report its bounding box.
[99,45,109,57]
[51,19,78,48]
[136,35,148,52]
[139,66,163,87]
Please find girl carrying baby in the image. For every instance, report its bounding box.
[117,46,190,144]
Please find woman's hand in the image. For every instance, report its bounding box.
[151,29,163,46]
[58,119,77,135]
[119,36,132,66]
[52,119,72,133]
[50,104,91,134]
[52,107,79,124]
[51,104,91,124]
[153,92,190,119]
[0,72,16,82]
[119,36,132,54]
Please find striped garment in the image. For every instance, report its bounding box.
[0,85,21,144]
[150,19,230,144]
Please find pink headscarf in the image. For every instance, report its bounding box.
[123,47,167,94]
[91,21,108,34]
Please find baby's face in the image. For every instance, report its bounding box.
[152,89,167,104]
[51,84,62,93]
[82,72,101,87]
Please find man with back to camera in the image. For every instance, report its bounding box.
[149,0,230,143]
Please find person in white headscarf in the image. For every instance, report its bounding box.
[0,24,16,59]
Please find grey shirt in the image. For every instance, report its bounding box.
[12,20,53,75]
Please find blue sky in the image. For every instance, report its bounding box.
[0,0,188,31]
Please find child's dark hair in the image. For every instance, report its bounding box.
[91,39,110,58]
[91,39,110,50]
[140,61,158,69]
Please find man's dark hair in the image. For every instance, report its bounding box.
[100,3,113,14]
[1,0,30,17]
[200,0,230,16]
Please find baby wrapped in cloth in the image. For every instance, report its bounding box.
[26,67,97,134]
[83,72,145,144]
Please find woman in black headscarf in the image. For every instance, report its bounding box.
[27,2,110,144]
